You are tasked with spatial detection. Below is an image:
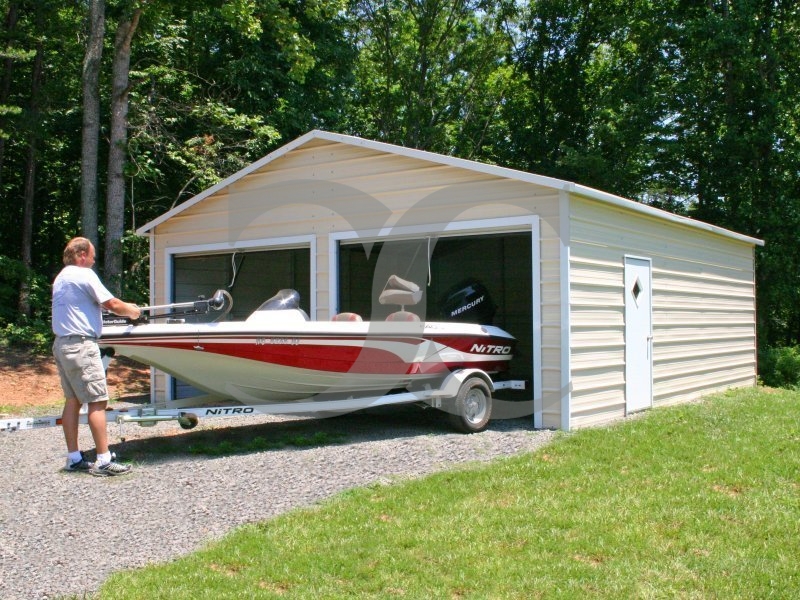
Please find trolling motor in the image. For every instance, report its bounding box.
[103,289,232,325]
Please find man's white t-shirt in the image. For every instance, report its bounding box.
[52,265,114,338]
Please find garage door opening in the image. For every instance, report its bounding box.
[337,232,533,394]
[171,247,310,398]
[172,248,311,320]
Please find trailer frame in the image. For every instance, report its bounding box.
[1,369,525,435]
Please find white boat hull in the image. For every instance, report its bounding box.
[101,315,515,405]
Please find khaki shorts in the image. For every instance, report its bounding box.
[53,337,109,404]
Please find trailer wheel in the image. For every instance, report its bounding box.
[177,413,199,430]
[448,376,492,433]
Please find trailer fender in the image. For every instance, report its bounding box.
[435,369,494,400]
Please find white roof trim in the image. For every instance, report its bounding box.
[137,129,764,247]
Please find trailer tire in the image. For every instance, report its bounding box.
[448,376,492,433]
[178,413,199,430]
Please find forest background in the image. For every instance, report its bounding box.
[1,0,798,380]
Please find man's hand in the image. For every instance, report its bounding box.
[102,298,142,320]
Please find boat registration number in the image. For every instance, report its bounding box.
[255,337,299,345]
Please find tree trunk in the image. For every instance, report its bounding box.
[18,30,43,317]
[104,9,141,297]
[81,0,105,248]
[0,2,20,190]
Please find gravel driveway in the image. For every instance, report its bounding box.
[0,405,554,599]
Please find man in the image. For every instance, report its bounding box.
[52,237,141,476]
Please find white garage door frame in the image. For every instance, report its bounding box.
[159,235,317,401]
[329,215,544,427]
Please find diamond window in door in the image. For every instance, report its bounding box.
[631,276,642,306]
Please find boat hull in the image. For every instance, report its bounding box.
[100,319,515,404]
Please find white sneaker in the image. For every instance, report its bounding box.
[89,460,132,477]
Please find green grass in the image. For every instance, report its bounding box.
[97,387,800,599]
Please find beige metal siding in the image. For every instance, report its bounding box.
[569,197,757,427]
[149,138,564,424]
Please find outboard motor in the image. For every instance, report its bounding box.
[439,279,497,324]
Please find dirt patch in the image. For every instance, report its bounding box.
[0,344,149,412]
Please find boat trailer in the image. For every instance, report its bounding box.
[0,369,525,436]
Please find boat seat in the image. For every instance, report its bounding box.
[332,312,363,322]
[386,310,420,322]
[379,275,422,307]
[380,275,423,321]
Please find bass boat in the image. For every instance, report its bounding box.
[99,276,516,406]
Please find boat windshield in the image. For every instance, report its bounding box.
[254,289,301,311]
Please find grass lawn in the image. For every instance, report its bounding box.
[97,387,799,599]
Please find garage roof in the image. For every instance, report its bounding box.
[137,129,764,247]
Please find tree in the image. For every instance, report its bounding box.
[346,0,513,155]
[80,0,105,248]
[122,0,354,224]
[495,0,675,199]
[0,0,799,354]
[17,2,43,316]
[665,0,800,344]
[0,1,22,188]
[104,6,141,296]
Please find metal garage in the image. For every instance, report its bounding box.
[137,130,762,430]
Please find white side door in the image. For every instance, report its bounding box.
[624,256,653,413]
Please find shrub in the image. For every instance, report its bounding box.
[759,345,800,388]
[0,256,28,324]
[2,319,53,354]
[0,255,52,324]
[0,255,54,354]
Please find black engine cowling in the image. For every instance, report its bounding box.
[439,279,497,324]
